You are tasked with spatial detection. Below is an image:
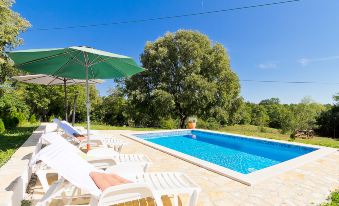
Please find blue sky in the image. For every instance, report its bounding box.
[12,0,339,104]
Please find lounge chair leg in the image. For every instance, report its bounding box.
[188,190,199,206]
[36,170,49,192]
[173,195,179,206]
[154,195,164,206]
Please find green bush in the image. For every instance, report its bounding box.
[48,115,55,122]
[196,118,220,130]
[159,118,177,129]
[14,112,27,126]
[196,118,208,129]
[29,114,37,123]
[206,118,220,130]
[3,116,19,129]
[259,126,267,133]
[0,119,5,133]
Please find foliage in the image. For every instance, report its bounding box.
[196,118,220,130]
[321,190,339,206]
[92,88,127,126]
[125,30,241,128]
[29,114,37,123]
[220,124,339,148]
[251,105,269,126]
[0,0,30,83]
[75,123,161,131]
[159,118,177,129]
[23,84,101,122]
[187,116,197,123]
[0,123,38,167]
[317,95,339,138]
[0,118,5,133]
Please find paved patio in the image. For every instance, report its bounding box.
[27,130,339,206]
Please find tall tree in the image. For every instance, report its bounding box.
[125,30,241,128]
[0,0,30,83]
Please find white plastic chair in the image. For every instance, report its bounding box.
[34,144,200,206]
[34,132,151,192]
[54,119,127,151]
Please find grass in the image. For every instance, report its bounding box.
[0,123,39,167]
[77,123,339,148]
[321,190,339,206]
[220,124,339,148]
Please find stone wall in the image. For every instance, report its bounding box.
[0,124,47,206]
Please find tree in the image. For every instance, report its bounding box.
[92,88,127,126]
[0,0,30,83]
[125,30,241,128]
[317,94,339,138]
[251,105,269,126]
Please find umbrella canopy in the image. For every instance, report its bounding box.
[12,74,104,122]
[7,46,143,79]
[8,46,144,151]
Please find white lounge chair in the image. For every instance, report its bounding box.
[34,132,152,192]
[53,119,127,151]
[33,144,200,206]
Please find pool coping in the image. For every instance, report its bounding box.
[122,129,337,186]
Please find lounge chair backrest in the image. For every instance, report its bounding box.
[59,121,81,137]
[53,118,61,124]
[40,132,79,153]
[33,143,102,197]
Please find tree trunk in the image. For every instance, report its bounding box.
[179,115,187,128]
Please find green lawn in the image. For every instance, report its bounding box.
[79,123,339,148]
[0,123,39,167]
[220,124,339,148]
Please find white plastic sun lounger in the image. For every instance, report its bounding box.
[41,132,151,168]
[34,133,152,192]
[53,119,127,151]
[34,144,200,206]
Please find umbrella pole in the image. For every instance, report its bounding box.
[72,92,78,126]
[64,78,68,121]
[85,64,91,152]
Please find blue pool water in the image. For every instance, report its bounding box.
[135,130,317,174]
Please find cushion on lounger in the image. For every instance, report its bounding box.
[89,171,132,191]
[73,133,86,141]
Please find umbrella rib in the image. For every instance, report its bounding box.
[47,76,63,86]
[102,58,128,77]
[15,50,77,67]
[50,50,83,77]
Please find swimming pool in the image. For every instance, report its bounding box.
[126,129,333,185]
[135,130,317,174]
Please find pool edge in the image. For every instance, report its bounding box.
[122,129,337,186]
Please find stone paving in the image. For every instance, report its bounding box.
[28,130,339,206]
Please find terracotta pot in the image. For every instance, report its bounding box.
[188,122,196,129]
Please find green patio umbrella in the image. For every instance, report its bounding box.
[7,46,144,150]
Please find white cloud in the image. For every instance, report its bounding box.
[298,55,339,66]
[258,62,277,69]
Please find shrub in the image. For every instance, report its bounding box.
[159,118,177,129]
[14,112,27,126]
[3,116,19,128]
[196,118,208,129]
[0,119,5,133]
[259,126,267,133]
[206,118,220,130]
[29,114,37,123]
[187,116,197,123]
[48,115,55,122]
